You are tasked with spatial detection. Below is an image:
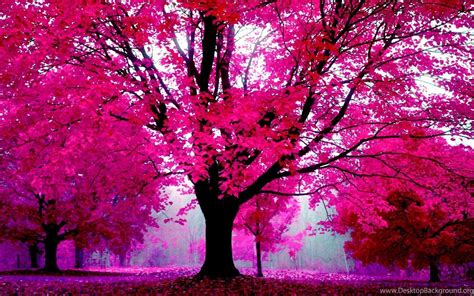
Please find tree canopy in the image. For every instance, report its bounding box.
[1,0,472,277]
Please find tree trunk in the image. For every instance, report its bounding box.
[198,209,240,277]
[29,243,39,269]
[256,240,263,277]
[119,252,127,267]
[196,183,240,277]
[75,245,84,268]
[429,259,441,282]
[44,231,60,272]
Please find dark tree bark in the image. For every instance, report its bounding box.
[256,240,263,277]
[198,202,240,277]
[28,243,40,268]
[195,178,241,278]
[254,200,263,278]
[74,245,84,268]
[429,259,441,282]
[44,234,59,272]
[43,224,63,272]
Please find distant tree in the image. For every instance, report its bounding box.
[0,82,166,271]
[235,185,300,277]
[27,243,41,269]
[326,136,474,282]
[0,198,42,268]
[73,240,85,269]
[72,200,155,269]
[338,189,473,282]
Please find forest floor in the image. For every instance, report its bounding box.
[0,267,472,295]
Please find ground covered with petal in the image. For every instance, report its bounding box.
[0,267,471,295]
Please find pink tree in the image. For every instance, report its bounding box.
[322,135,474,282]
[0,195,41,268]
[1,0,472,277]
[0,67,167,271]
[235,180,300,277]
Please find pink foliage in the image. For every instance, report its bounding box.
[0,65,169,256]
[234,179,301,262]
[323,134,473,275]
[1,0,473,275]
